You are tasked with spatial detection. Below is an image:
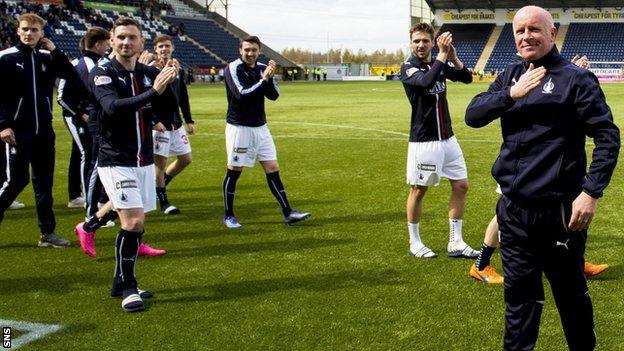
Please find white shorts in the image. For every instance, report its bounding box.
[97,165,157,212]
[225,123,277,168]
[406,136,468,186]
[153,128,192,157]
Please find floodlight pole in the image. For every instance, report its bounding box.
[207,0,229,28]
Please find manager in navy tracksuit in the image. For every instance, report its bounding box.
[0,13,84,247]
[466,6,619,351]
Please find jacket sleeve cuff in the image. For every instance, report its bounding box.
[582,187,602,199]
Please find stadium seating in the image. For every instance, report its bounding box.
[163,16,241,62]
[561,23,624,64]
[432,23,494,70]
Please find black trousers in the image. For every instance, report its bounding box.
[497,195,595,351]
[84,132,107,218]
[64,116,93,201]
[0,132,56,234]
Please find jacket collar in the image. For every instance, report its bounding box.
[523,45,563,69]
[16,41,35,54]
[111,56,141,73]
[83,50,102,62]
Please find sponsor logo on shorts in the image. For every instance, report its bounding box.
[155,136,169,143]
[115,180,138,189]
[234,147,248,153]
[417,164,436,172]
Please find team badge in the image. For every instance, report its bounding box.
[120,192,127,202]
[143,76,153,87]
[542,78,554,94]
[94,75,112,86]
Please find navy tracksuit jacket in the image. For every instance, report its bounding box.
[466,47,619,351]
[0,42,83,234]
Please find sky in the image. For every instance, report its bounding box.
[219,0,411,53]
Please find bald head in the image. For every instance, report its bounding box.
[513,5,556,61]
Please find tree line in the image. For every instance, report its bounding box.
[281,48,407,65]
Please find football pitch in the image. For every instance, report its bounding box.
[1,81,623,350]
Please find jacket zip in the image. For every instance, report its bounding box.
[13,98,23,120]
[31,52,39,135]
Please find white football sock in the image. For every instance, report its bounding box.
[408,222,422,247]
[449,219,463,243]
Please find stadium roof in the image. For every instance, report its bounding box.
[425,0,624,12]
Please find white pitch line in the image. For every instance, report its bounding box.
[0,319,63,349]
[198,120,502,143]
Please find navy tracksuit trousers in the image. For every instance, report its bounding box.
[497,195,595,351]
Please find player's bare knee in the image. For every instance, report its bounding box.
[410,185,427,200]
[179,153,192,166]
[452,179,469,195]
[123,217,144,232]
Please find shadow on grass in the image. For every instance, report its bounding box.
[96,237,356,261]
[311,211,404,225]
[0,273,109,295]
[157,268,404,303]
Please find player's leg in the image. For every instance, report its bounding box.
[31,134,69,247]
[443,137,478,258]
[163,128,192,185]
[544,227,595,350]
[153,130,179,214]
[222,124,250,228]
[99,166,156,312]
[470,214,504,283]
[136,164,166,257]
[67,138,84,207]
[75,200,117,257]
[112,207,147,312]
[405,141,438,258]
[258,126,309,225]
[0,142,25,210]
[0,142,31,224]
[163,153,191,184]
[498,196,544,350]
[407,185,436,258]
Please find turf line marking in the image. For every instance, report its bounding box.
[198,120,504,143]
[0,319,63,349]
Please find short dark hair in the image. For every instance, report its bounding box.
[112,16,142,34]
[84,26,110,49]
[409,23,434,40]
[240,35,261,49]
[153,34,173,46]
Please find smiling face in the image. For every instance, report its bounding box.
[17,20,43,48]
[112,24,141,59]
[154,39,174,60]
[410,31,433,61]
[513,6,556,61]
[239,41,260,67]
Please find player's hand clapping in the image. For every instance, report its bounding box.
[509,63,546,100]
[138,50,155,65]
[262,60,277,81]
[436,31,452,63]
[153,66,178,94]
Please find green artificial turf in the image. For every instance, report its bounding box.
[0,80,623,350]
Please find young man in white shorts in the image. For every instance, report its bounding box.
[82,17,178,312]
[221,35,309,229]
[151,34,195,214]
[399,23,479,259]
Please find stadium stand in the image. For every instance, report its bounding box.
[432,23,494,70]
[561,23,624,64]
[163,15,241,62]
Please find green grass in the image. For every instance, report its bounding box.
[1,81,623,350]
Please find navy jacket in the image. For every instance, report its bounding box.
[90,57,161,167]
[465,47,620,203]
[57,50,102,130]
[152,68,193,130]
[400,54,472,142]
[224,58,279,127]
[0,42,82,137]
